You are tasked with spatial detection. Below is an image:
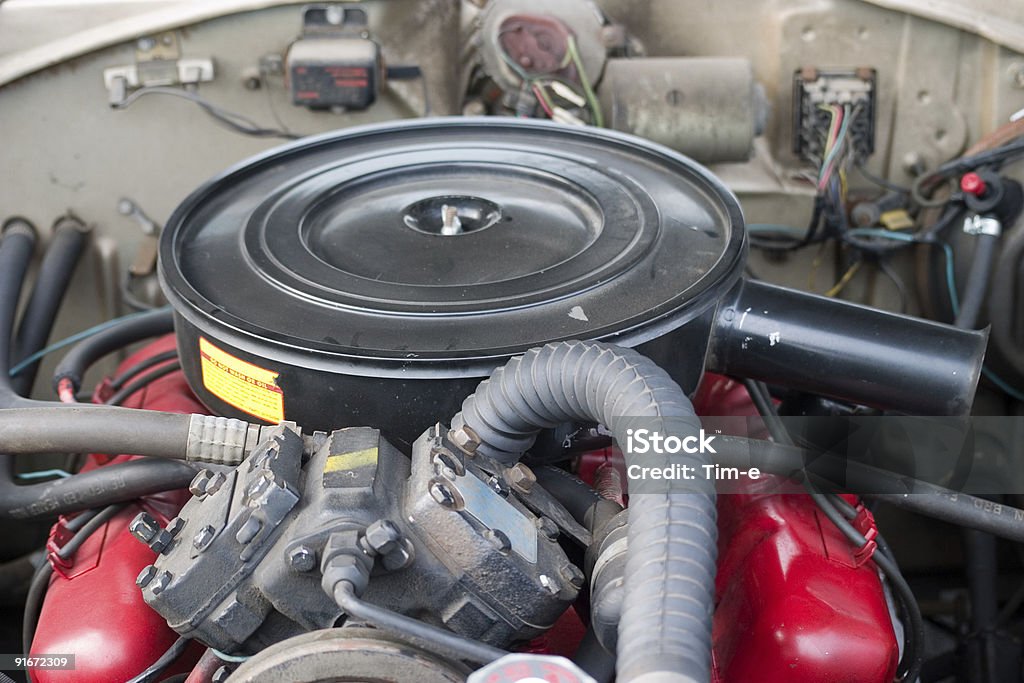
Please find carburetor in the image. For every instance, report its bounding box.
[130,423,582,654]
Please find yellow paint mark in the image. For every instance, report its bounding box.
[324,448,379,473]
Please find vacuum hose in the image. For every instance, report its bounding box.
[451,340,715,683]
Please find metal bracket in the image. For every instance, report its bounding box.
[103,31,214,105]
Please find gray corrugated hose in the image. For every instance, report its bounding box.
[450,340,715,683]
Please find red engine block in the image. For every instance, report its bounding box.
[30,344,899,683]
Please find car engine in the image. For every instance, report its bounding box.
[2,1,1024,682]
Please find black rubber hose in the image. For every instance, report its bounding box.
[0,454,197,519]
[125,636,190,683]
[955,233,1000,329]
[331,581,507,664]
[987,224,1024,373]
[574,627,616,683]
[964,529,999,683]
[104,361,181,406]
[0,220,38,405]
[709,434,1024,543]
[0,406,193,459]
[52,307,174,396]
[11,218,89,396]
[534,466,600,526]
[451,340,715,683]
[109,349,178,391]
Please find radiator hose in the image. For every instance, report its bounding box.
[451,340,715,683]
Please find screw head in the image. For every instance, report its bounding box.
[536,516,560,541]
[136,564,157,588]
[559,563,586,589]
[429,481,457,507]
[506,463,536,494]
[381,540,415,571]
[482,528,511,552]
[129,512,160,544]
[189,470,213,498]
[364,520,401,555]
[287,545,317,572]
[431,447,465,476]
[486,475,509,497]
[192,525,216,551]
[150,570,172,595]
[449,424,480,455]
[165,517,185,537]
[205,472,227,496]
[539,574,560,595]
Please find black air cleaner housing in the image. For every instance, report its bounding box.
[159,118,744,445]
[161,118,987,446]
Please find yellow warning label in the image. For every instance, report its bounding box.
[198,337,284,423]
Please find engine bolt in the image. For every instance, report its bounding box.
[431,447,465,476]
[486,475,509,497]
[165,517,186,537]
[136,564,157,588]
[482,529,511,552]
[506,463,536,494]
[429,481,457,507]
[363,520,401,555]
[129,512,160,544]
[559,563,586,589]
[539,574,560,595]
[381,540,415,571]
[150,570,172,595]
[536,516,560,541]
[205,471,228,496]
[192,525,216,551]
[287,545,317,573]
[448,424,480,456]
[188,470,213,498]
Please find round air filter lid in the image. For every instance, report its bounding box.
[159,118,746,369]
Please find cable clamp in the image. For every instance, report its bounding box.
[963,214,1001,237]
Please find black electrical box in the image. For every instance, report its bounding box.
[287,4,380,110]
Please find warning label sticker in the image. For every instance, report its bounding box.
[198,337,284,423]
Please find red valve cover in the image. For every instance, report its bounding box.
[30,335,203,682]
[696,375,900,683]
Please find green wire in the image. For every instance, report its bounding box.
[8,306,173,378]
[565,35,603,127]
